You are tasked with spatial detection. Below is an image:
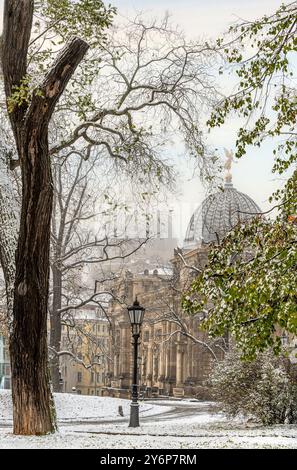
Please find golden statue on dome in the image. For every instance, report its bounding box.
[224,148,233,184]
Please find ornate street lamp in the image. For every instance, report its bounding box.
[127,297,145,427]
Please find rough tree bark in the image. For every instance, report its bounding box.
[0,149,18,324]
[2,0,89,435]
[50,264,63,392]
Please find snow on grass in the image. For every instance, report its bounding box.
[1,392,296,448]
[0,390,172,423]
[0,424,297,449]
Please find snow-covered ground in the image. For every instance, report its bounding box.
[0,390,171,422]
[0,391,297,449]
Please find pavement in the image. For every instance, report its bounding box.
[0,399,218,428]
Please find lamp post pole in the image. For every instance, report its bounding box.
[129,330,140,427]
[127,297,145,428]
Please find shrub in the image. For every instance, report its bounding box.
[210,350,297,425]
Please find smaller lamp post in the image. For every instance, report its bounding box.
[127,297,145,427]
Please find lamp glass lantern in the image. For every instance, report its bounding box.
[127,298,145,334]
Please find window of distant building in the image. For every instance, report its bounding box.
[3,348,9,361]
[77,372,82,383]
[156,329,162,339]
[144,283,151,292]
[143,330,149,342]
[91,372,94,382]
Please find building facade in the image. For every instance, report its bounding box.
[103,177,262,398]
[59,305,110,395]
[0,172,265,397]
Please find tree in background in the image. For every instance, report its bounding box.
[183,1,297,359]
[49,151,150,391]
[45,13,224,389]
[48,12,219,181]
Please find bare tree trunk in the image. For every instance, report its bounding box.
[10,126,55,434]
[50,265,62,392]
[2,0,89,434]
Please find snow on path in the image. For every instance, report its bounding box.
[0,390,172,422]
[1,392,297,448]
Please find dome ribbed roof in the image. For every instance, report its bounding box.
[183,182,261,248]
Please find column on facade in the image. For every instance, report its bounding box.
[176,342,183,387]
[152,347,158,386]
[141,346,147,383]
[146,345,153,387]
[186,318,193,380]
[119,325,124,378]
[146,326,154,387]
[126,324,132,381]
[192,342,199,382]
[164,321,170,382]
[113,353,118,378]
[158,325,166,389]
[171,323,176,382]
[151,332,156,385]
[168,322,177,388]
[119,323,130,388]
[183,344,188,383]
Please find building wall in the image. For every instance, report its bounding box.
[59,306,110,396]
[104,245,225,398]
[0,245,224,398]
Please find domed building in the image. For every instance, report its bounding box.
[96,153,262,398]
[184,181,261,249]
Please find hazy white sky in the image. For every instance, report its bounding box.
[0,0,292,241]
[112,0,281,37]
[110,0,291,240]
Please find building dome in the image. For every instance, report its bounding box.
[183,182,261,249]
